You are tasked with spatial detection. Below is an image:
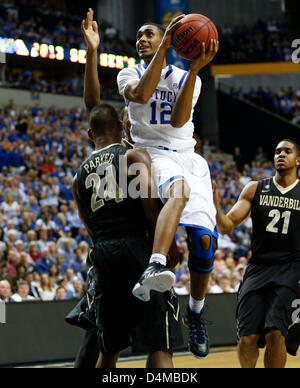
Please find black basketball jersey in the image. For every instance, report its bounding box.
[250,177,300,264]
[76,140,149,241]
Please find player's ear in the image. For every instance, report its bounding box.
[87,128,94,141]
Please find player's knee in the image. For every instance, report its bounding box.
[187,230,216,274]
[239,334,259,349]
[265,329,284,346]
[200,234,211,251]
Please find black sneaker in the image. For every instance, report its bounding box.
[183,305,210,359]
[132,262,176,302]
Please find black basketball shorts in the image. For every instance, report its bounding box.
[237,260,300,354]
[90,234,183,355]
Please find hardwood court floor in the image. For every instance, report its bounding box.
[117,347,300,368]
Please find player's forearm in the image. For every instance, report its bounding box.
[215,205,235,235]
[84,48,100,111]
[129,44,168,104]
[170,70,197,128]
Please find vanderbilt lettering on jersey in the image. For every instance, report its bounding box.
[76,142,149,240]
[250,177,300,264]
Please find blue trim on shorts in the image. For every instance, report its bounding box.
[179,224,219,239]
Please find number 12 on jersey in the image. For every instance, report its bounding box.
[150,101,172,125]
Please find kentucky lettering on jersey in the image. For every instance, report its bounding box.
[250,177,300,264]
[117,64,201,151]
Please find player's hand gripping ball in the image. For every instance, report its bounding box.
[171,13,218,60]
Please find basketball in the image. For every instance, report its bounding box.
[171,13,218,60]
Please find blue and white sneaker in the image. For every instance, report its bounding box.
[132,262,176,302]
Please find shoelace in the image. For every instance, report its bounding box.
[189,314,208,343]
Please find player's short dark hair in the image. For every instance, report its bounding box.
[279,139,300,156]
[90,104,120,136]
[140,22,166,37]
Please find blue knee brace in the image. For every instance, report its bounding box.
[186,227,217,274]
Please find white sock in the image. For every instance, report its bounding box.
[189,296,205,314]
[149,253,167,266]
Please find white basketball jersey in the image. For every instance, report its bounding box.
[117,64,201,151]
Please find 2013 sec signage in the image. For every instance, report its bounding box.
[0,36,141,69]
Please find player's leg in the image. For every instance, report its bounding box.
[131,289,183,368]
[263,285,296,368]
[74,328,99,368]
[183,227,216,358]
[95,352,120,368]
[236,288,268,368]
[238,334,261,368]
[147,350,174,368]
[133,179,190,301]
[264,329,287,368]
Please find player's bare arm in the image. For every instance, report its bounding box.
[81,8,101,114]
[72,174,96,243]
[213,180,258,235]
[124,15,185,104]
[171,39,219,128]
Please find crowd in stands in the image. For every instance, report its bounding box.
[3,68,122,101]
[215,17,290,64]
[0,98,276,302]
[232,86,300,125]
[0,99,93,302]
[0,0,133,56]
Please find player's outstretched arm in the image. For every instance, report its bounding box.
[213,180,257,235]
[124,15,185,104]
[72,175,95,244]
[171,39,219,128]
[81,8,101,115]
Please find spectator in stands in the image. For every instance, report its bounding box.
[0,193,20,225]
[174,273,190,296]
[37,229,50,252]
[11,280,37,302]
[58,175,73,204]
[213,249,226,273]
[3,177,26,204]
[66,200,83,236]
[73,279,84,300]
[0,279,13,302]
[28,242,42,262]
[49,263,59,288]
[218,275,235,293]
[12,263,27,291]
[34,247,56,275]
[71,247,85,275]
[58,237,76,264]
[55,286,68,301]
[6,249,18,279]
[38,273,56,301]
[35,207,57,236]
[56,253,68,275]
